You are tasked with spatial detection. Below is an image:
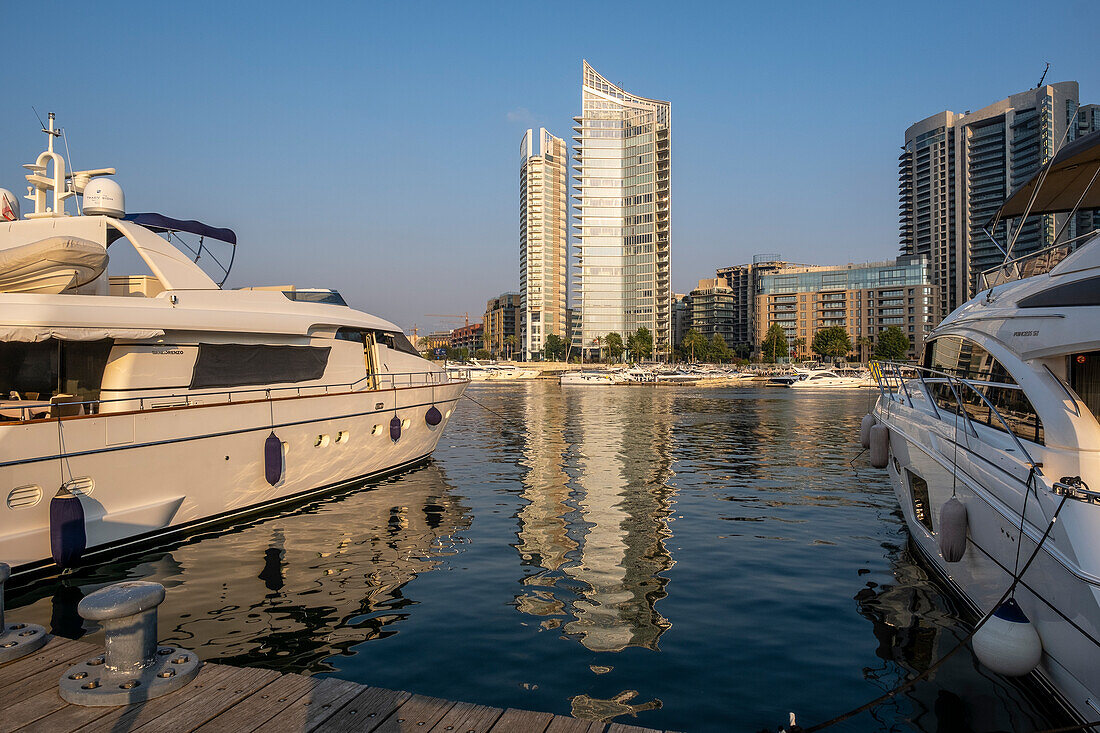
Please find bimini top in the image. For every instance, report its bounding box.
[122,213,237,245]
[989,128,1100,227]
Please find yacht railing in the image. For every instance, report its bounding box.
[871,360,1042,473]
[977,229,1097,290]
[0,370,463,423]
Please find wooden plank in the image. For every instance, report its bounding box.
[128,664,282,733]
[489,708,555,733]
[370,694,455,732]
[56,663,237,733]
[545,717,607,733]
[316,686,412,733]
[0,637,96,690]
[11,688,121,733]
[190,672,318,733]
[428,701,504,733]
[606,724,661,733]
[250,677,363,733]
[6,687,111,733]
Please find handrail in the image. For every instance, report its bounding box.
[0,370,461,422]
[872,360,1042,473]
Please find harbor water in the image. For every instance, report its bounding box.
[8,383,1067,731]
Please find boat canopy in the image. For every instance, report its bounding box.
[0,326,165,342]
[122,213,237,245]
[989,128,1100,228]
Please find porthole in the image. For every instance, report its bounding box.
[444,409,452,419]
[63,476,95,496]
[315,434,330,448]
[335,431,350,444]
[372,424,383,436]
[282,441,290,455]
[401,418,411,429]
[6,485,42,509]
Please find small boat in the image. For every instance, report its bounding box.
[559,371,622,386]
[787,368,875,389]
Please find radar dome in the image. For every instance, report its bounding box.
[83,178,125,218]
[0,189,19,221]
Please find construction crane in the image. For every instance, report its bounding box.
[425,313,470,328]
[1036,62,1050,89]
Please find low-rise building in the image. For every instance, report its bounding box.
[688,279,735,345]
[484,292,520,359]
[754,255,937,361]
[419,331,452,355]
[451,323,484,354]
[715,254,791,352]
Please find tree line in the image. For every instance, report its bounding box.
[760,323,911,363]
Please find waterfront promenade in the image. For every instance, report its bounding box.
[0,635,662,733]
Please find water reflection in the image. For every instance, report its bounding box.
[515,386,675,653]
[8,464,469,673]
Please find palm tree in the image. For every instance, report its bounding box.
[790,336,805,360]
[593,335,602,364]
[858,336,873,365]
[503,334,516,361]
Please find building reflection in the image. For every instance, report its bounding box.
[8,463,469,674]
[514,383,675,652]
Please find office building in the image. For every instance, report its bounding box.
[755,255,936,361]
[484,292,521,359]
[900,82,1085,314]
[688,279,735,345]
[572,61,671,358]
[520,129,569,361]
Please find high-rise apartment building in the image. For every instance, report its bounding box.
[900,82,1084,314]
[520,129,568,361]
[572,61,671,358]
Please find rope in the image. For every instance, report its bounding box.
[801,493,1070,732]
[460,392,524,435]
[1029,720,1100,733]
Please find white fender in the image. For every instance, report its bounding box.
[860,413,875,449]
[973,599,1042,677]
[869,423,890,468]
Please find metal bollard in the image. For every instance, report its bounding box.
[59,580,200,705]
[0,562,48,663]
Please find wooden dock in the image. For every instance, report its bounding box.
[0,635,665,733]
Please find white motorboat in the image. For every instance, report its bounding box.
[787,368,874,389]
[446,360,538,381]
[869,128,1100,725]
[0,115,467,573]
[559,371,622,386]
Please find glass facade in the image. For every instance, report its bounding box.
[573,62,671,356]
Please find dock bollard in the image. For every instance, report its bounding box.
[59,581,201,705]
[0,562,48,663]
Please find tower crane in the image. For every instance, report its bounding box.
[425,313,470,328]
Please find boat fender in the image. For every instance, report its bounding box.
[860,413,876,449]
[390,415,402,442]
[264,431,283,486]
[869,424,890,468]
[972,598,1042,676]
[425,406,442,426]
[938,497,968,562]
[50,486,86,568]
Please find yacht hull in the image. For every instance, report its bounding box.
[0,381,467,572]
[875,402,1100,726]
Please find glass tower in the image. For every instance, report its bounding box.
[520,129,568,361]
[572,61,671,358]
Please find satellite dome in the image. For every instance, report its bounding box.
[0,189,19,221]
[83,178,125,218]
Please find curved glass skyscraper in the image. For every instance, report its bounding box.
[572,61,671,358]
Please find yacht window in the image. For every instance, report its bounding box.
[282,290,347,306]
[1070,351,1100,423]
[922,336,1044,444]
[906,470,933,532]
[1019,276,1100,308]
[0,339,112,410]
[376,331,420,357]
[189,344,331,389]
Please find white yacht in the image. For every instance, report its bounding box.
[870,128,1100,724]
[446,360,538,381]
[787,368,874,389]
[559,370,622,386]
[0,116,467,573]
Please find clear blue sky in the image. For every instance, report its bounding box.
[4,0,1098,332]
